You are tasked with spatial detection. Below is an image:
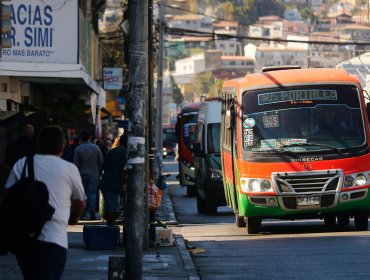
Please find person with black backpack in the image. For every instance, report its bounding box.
[0,126,86,280]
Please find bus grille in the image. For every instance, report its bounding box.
[274,171,341,194]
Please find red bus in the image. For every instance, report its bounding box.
[176,102,201,196]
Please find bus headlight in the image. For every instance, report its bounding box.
[211,172,221,180]
[260,180,272,191]
[356,174,367,186]
[344,176,355,188]
[240,178,273,193]
[248,179,259,191]
[344,173,369,188]
[210,169,222,181]
[182,160,192,169]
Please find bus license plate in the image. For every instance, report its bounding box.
[297,196,320,206]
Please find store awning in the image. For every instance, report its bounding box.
[0,61,105,98]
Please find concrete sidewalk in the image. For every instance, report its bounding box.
[0,188,200,279]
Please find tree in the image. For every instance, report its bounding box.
[300,7,316,24]
[170,75,184,106]
[216,1,235,21]
[190,72,215,101]
[209,78,225,97]
[235,0,259,25]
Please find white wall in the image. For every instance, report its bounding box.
[1,0,78,64]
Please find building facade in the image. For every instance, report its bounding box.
[0,0,105,164]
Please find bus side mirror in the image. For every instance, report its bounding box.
[367,103,370,123]
[193,142,204,157]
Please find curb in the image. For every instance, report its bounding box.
[164,189,178,225]
[175,235,200,280]
[162,186,200,280]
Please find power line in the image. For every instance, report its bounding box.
[165,4,369,43]
[167,27,370,46]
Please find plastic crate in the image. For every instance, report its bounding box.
[83,225,120,250]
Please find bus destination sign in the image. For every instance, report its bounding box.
[258,89,337,105]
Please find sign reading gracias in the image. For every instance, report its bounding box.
[1,0,78,64]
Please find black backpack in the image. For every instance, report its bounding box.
[0,156,55,254]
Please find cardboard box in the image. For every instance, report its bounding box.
[155,227,173,247]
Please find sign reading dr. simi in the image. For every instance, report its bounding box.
[0,0,78,64]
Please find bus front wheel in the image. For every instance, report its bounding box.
[337,213,350,226]
[205,199,217,215]
[324,214,336,226]
[354,210,369,231]
[245,217,261,234]
[235,213,246,227]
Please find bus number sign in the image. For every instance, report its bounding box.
[263,115,279,128]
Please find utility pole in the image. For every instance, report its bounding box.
[144,0,155,249]
[155,0,165,155]
[125,0,148,278]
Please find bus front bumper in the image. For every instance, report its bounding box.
[240,188,370,218]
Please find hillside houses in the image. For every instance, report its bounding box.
[165,1,370,100]
[244,43,308,72]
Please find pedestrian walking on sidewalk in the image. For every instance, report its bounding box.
[3,126,86,280]
[3,124,37,183]
[74,130,103,220]
[99,134,127,224]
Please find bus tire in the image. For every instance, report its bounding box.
[337,213,350,226]
[187,185,197,197]
[354,210,368,231]
[235,213,246,228]
[196,192,206,214]
[324,215,336,226]
[205,198,217,215]
[245,217,261,234]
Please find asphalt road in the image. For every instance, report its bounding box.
[163,158,370,280]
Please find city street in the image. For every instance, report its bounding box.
[163,159,370,280]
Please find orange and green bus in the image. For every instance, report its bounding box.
[221,67,370,234]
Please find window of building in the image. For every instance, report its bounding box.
[0,83,8,93]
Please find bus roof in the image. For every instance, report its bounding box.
[223,68,361,91]
[180,102,201,114]
[163,124,175,129]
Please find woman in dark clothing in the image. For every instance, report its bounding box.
[99,134,127,224]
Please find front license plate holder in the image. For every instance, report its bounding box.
[297,196,320,207]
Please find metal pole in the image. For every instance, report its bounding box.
[155,0,165,155]
[125,0,148,278]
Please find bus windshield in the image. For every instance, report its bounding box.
[242,84,366,153]
[163,127,177,147]
[183,113,198,150]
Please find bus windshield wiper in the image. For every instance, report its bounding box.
[279,143,343,155]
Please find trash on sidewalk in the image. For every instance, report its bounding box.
[83,224,120,250]
[156,227,174,247]
[188,247,206,255]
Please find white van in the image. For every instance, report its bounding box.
[193,98,225,214]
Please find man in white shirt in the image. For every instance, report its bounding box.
[3,126,86,280]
